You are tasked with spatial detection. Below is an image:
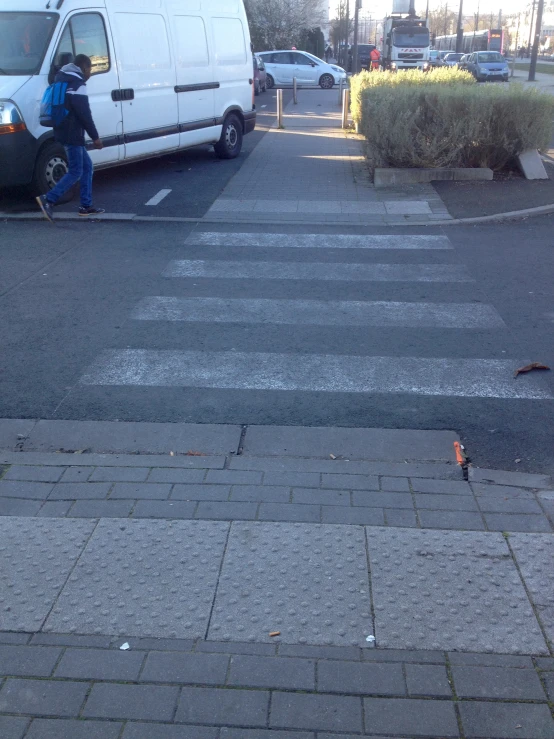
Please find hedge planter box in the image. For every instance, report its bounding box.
[350,71,554,172]
[374,167,493,187]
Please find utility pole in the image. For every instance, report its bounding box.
[528,0,536,54]
[352,0,361,74]
[444,3,449,36]
[472,0,479,51]
[529,0,545,79]
[511,13,520,76]
[346,0,350,67]
[425,0,429,21]
[456,0,464,52]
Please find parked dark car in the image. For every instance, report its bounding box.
[253,54,267,95]
[356,43,376,71]
[464,51,509,81]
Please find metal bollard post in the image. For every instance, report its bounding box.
[277,88,283,128]
[338,77,344,105]
[293,76,297,104]
[341,88,350,128]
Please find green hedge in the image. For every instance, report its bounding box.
[350,68,475,125]
[350,72,554,170]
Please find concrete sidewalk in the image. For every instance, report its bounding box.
[0,421,553,737]
[205,89,451,226]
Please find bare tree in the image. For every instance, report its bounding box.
[427,3,457,38]
[245,0,325,51]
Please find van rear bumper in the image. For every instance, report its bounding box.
[244,110,256,135]
[0,128,37,188]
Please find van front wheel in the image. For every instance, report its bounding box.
[214,114,243,159]
[30,142,75,203]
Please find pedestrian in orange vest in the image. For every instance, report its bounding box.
[370,47,381,71]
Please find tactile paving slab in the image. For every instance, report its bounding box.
[509,533,554,649]
[366,527,548,654]
[208,522,372,646]
[0,517,94,631]
[45,519,228,638]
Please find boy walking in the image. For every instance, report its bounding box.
[36,54,104,222]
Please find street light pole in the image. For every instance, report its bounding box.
[455,0,464,53]
[352,0,361,74]
[529,0,545,80]
[528,0,536,55]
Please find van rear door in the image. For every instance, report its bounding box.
[107,5,179,159]
[211,12,252,119]
[169,12,218,147]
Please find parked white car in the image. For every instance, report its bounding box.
[257,50,347,89]
[0,0,255,194]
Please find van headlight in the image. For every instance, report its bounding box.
[0,100,26,135]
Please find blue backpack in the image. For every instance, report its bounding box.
[39,81,69,128]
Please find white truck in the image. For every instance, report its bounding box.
[382,0,431,71]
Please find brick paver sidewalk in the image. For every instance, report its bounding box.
[205,89,451,226]
[0,421,553,737]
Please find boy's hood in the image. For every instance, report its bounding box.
[59,63,85,80]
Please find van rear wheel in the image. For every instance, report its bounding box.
[214,114,243,159]
[30,142,75,204]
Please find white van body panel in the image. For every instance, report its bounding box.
[108,8,180,159]
[0,0,254,188]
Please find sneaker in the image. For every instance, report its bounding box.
[78,206,105,217]
[36,195,54,223]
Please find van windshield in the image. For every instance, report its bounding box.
[0,12,58,75]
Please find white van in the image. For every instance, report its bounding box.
[0,0,256,194]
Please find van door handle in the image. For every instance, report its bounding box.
[111,89,134,102]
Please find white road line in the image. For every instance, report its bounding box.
[163,260,474,282]
[80,350,553,399]
[145,189,172,206]
[185,233,453,249]
[131,297,505,329]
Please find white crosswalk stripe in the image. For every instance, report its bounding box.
[132,297,505,328]
[163,260,474,282]
[80,350,552,399]
[79,231,552,402]
[185,233,452,249]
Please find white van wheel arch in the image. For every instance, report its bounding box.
[214,113,243,159]
[31,142,75,202]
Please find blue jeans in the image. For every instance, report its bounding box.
[47,145,93,208]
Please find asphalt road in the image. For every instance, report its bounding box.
[0,88,287,220]
[0,214,553,474]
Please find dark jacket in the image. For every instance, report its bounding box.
[53,63,99,147]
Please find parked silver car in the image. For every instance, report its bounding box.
[464,51,509,81]
[257,50,347,89]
